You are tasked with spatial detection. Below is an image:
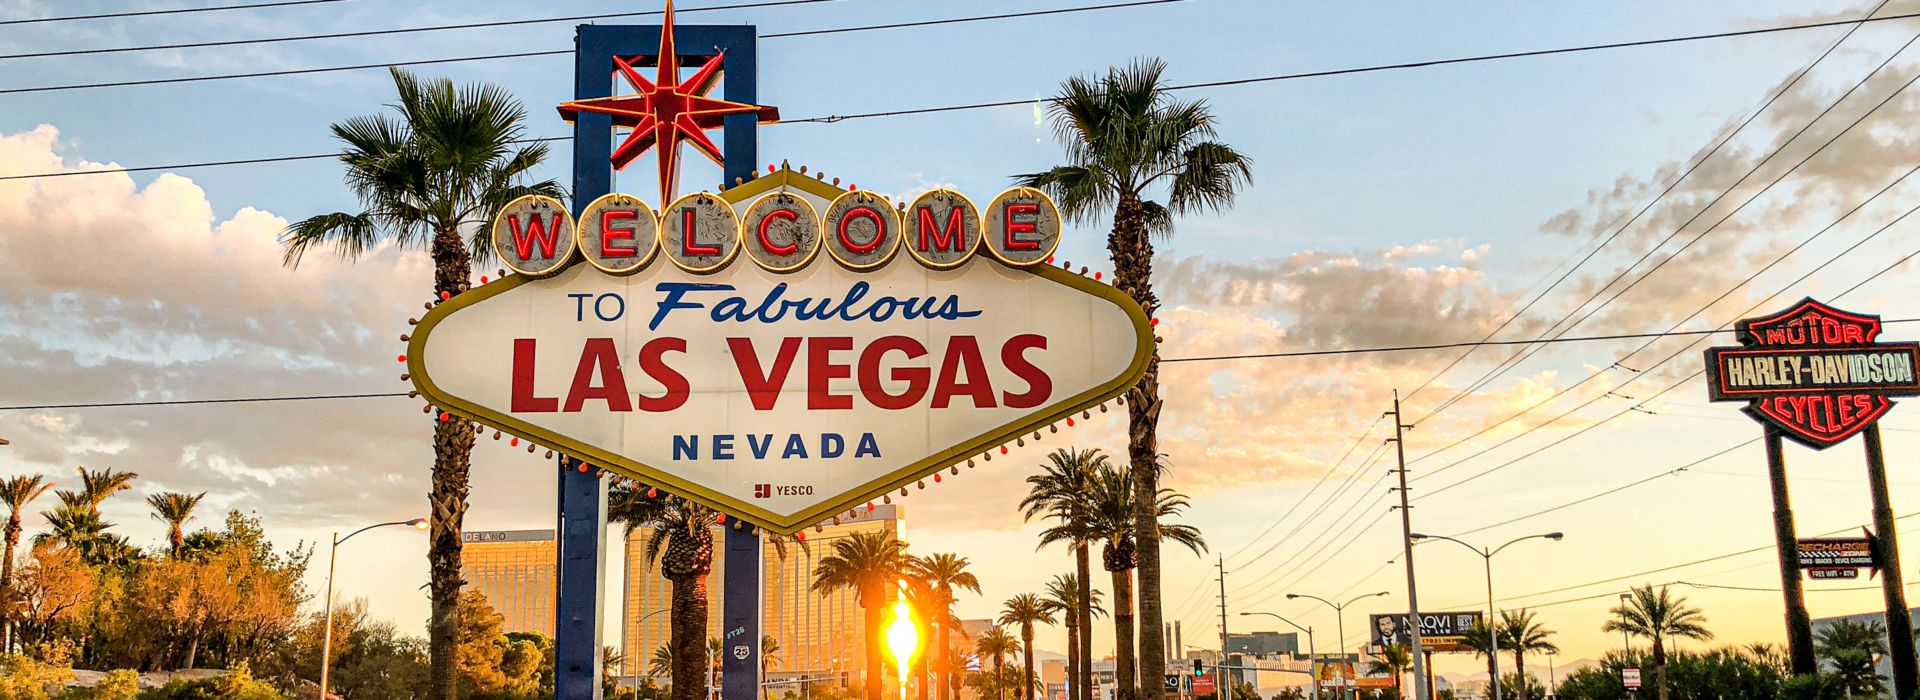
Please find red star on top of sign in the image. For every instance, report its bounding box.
[557,0,779,205]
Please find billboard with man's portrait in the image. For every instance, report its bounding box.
[1368,611,1484,652]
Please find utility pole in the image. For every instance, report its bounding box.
[1387,391,1430,700]
[1217,556,1230,697]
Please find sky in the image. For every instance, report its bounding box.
[5,0,1920,683]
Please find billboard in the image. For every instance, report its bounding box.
[1798,533,1879,580]
[1369,612,1484,653]
[1704,298,1920,448]
[407,172,1152,533]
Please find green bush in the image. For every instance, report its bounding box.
[0,654,75,700]
[140,663,283,700]
[58,670,140,700]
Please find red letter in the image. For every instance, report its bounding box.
[1002,203,1041,250]
[600,209,639,257]
[931,336,996,408]
[564,338,633,412]
[508,213,562,261]
[636,338,689,412]
[858,336,929,410]
[809,337,855,410]
[1000,334,1051,408]
[757,208,800,256]
[730,337,803,410]
[916,206,968,253]
[683,207,721,256]
[839,206,886,254]
[511,338,559,413]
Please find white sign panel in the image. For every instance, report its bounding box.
[408,177,1150,533]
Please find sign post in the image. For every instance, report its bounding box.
[1704,298,1920,691]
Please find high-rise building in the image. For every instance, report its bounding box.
[621,504,905,688]
[460,529,557,636]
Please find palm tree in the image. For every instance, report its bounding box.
[1366,645,1413,699]
[1078,461,1206,700]
[650,644,674,679]
[976,627,1022,700]
[1000,594,1056,700]
[814,530,910,700]
[909,553,981,700]
[1495,610,1557,700]
[762,635,784,699]
[1023,447,1107,700]
[281,66,561,700]
[902,576,947,700]
[1602,585,1712,700]
[1043,573,1105,700]
[72,467,137,516]
[1816,619,1888,697]
[0,475,54,653]
[145,491,205,558]
[608,482,719,700]
[1018,60,1252,700]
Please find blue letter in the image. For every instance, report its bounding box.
[713,434,735,460]
[672,435,698,460]
[782,434,808,459]
[822,433,845,458]
[748,434,773,459]
[854,433,881,458]
[650,282,734,331]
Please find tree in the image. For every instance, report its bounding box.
[975,627,1022,700]
[145,492,205,559]
[650,644,674,680]
[1018,59,1252,700]
[1602,585,1712,700]
[1366,645,1412,699]
[1042,573,1104,700]
[763,635,784,699]
[1496,609,1557,700]
[608,482,719,700]
[1000,594,1055,700]
[908,553,980,700]
[281,65,561,700]
[1814,619,1887,697]
[0,474,54,653]
[71,467,137,516]
[1077,460,1206,700]
[1023,447,1107,700]
[813,531,909,700]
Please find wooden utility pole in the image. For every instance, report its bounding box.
[1388,392,1430,700]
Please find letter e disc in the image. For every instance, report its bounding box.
[985,187,1061,267]
[662,192,742,274]
[578,193,659,276]
[492,195,577,278]
[742,193,822,273]
[906,189,981,270]
[824,191,902,270]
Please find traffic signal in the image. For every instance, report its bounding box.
[1192,658,1205,677]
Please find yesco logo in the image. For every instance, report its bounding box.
[407,166,1152,533]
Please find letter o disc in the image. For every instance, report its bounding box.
[491,195,577,278]
[577,193,659,276]
[824,191,901,270]
[742,193,822,273]
[984,187,1061,267]
[905,189,982,270]
[661,192,742,274]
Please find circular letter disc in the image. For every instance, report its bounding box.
[984,187,1062,267]
[492,195,577,278]
[661,192,742,274]
[577,193,659,276]
[742,193,823,273]
[905,189,982,270]
[824,191,902,271]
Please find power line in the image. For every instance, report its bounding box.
[6,8,1920,180]
[1401,0,1892,411]
[0,0,345,26]
[1444,439,1757,538]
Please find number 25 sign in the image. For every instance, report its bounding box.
[406,168,1152,533]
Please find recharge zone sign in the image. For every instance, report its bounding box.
[406,169,1152,532]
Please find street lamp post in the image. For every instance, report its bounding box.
[1240,612,1318,700]
[1406,532,1563,700]
[320,518,427,700]
[1285,591,1386,700]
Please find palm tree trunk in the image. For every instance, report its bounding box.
[1109,193,1166,700]
[865,599,884,700]
[939,613,954,700]
[917,617,933,700]
[425,224,478,700]
[1022,626,1037,700]
[671,572,711,700]
[1652,637,1669,700]
[3,515,19,653]
[1076,543,1093,700]
[1112,567,1137,700]
[1065,621,1080,700]
[1512,650,1525,700]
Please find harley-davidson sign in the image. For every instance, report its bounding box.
[1704,299,1920,448]
[408,169,1152,533]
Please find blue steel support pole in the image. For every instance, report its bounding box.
[717,29,762,700]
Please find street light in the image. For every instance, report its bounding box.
[1407,532,1563,700]
[1284,591,1386,700]
[320,518,427,699]
[1240,612,1318,700]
